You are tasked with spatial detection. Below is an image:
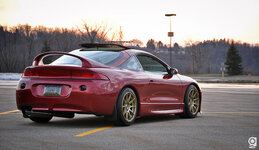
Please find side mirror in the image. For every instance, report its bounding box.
[169,68,178,75]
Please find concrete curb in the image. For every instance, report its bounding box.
[196,80,259,83]
[193,77,259,83]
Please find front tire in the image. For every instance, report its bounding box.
[181,85,200,118]
[115,88,138,126]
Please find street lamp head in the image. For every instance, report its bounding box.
[165,14,176,17]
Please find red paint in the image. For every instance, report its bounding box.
[16,48,202,118]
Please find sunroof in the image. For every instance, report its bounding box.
[80,43,129,51]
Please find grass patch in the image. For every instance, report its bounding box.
[184,74,222,77]
[184,74,259,77]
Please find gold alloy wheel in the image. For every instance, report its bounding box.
[122,92,137,122]
[187,89,200,115]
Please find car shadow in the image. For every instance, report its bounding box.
[24,114,202,128]
[26,115,112,128]
[135,114,181,125]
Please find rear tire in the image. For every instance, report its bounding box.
[30,116,53,123]
[181,85,200,118]
[115,88,138,126]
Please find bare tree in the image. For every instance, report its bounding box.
[110,26,124,44]
[15,24,36,67]
[185,41,203,74]
[78,21,111,43]
[130,39,143,47]
[202,45,214,74]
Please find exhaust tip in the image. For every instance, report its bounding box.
[21,83,26,89]
[80,85,87,91]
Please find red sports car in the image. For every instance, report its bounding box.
[16,43,201,126]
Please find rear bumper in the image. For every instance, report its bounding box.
[16,77,117,116]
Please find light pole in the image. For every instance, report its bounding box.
[165,13,176,67]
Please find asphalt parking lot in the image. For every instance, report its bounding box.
[0,81,259,150]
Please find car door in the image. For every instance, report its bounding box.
[136,54,182,111]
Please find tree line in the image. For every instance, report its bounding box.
[0,23,122,72]
[145,39,259,75]
[1,24,258,75]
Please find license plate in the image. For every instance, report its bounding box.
[44,85,62,96]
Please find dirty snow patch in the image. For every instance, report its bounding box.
[0,73,22,80]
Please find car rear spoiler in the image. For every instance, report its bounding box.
[32,51,108,68]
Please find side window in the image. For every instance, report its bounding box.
[120,56,142,71]
[136,55,167,74]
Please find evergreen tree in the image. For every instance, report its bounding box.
[41,40,52,64]
[157,41,164,49]
[146,39,156,50]
[41,40,51,53]
[225,42,243,75]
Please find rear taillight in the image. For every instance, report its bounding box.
[71,71,108,80]
[22,69,39,77]
[22,69,108,80]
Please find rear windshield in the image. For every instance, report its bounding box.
[50,50,123,66]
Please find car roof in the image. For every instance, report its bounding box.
[79,43,170,68]
[124,49,150,55]
[79,43,153,55]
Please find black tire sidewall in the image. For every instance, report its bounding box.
[184,85,200,118]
